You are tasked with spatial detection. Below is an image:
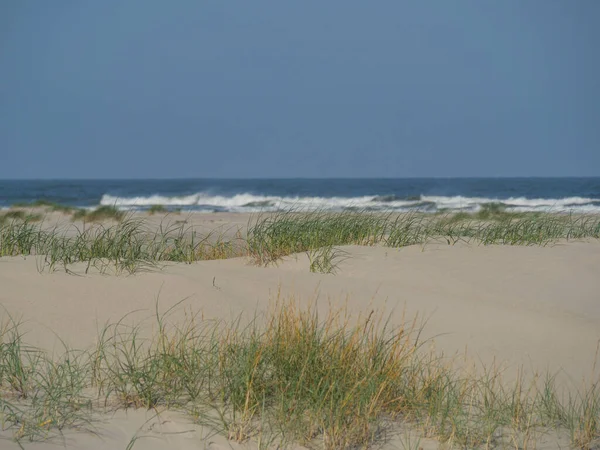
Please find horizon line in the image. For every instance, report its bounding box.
[1,175,600,182]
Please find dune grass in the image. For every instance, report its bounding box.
[0,211,42,225]
[306,245,349,274]
[0,311,93,445]
[1,299,599,449]
[11,200,79,214]
[0,217,246,274]
[82,205,124,222]
[7,201,104,222]
[1,209,599,274]
[246,210,392,266]
[246,210,600,265]
[147,204,168,215]
[1,210,598,446]
[69,205,128,223]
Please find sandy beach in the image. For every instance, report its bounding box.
[4,1,600,445]
[1,211,599,449]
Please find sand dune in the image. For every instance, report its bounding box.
[1,240,598,376]
[0,214,599,449]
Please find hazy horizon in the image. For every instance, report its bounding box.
[3,175,600,181]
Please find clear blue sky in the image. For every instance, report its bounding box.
[1,1,599,179]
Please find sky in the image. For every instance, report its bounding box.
[1,1,599,179]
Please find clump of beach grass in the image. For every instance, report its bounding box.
[83,206,125,222]
[0,220,45,256]
[307,245,349,274]
[0,211,42,225]
[439,211,471,224]
[71,209,88,221]
[476,202,508,220]
[1,208,599,275]
[11,200,79,215]
[247,210,392,266]
[148,205,167,215]
[0,311,93,444]
[0,217,246,274]
[247,210,600,266]
[1,298,599,449]
[70,206,124,223]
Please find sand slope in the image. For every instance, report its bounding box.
[0,239,599,448]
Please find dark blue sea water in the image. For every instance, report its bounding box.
[1,178,600,214]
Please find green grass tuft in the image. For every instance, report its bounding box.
[1,211,27,222]
[148,205,167,215]
[0,218,246,273]
[10,200,77,214]
[1,299,599,448]
[247,210,391,266]
[1,209,599,275]
[247,210,600,265]
[84,206,125,222]
[0,211,42,225]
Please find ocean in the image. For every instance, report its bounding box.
[1,178,600,214]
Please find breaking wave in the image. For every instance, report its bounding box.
[99,193,600,213]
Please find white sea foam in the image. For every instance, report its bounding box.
[99,193,600,213]
[100,193,412,210]
[420,195,599,210]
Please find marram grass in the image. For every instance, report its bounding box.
[0,299,599,449]
[0,209,599,274]
[246,210,600,265]
[147,204,168,214]
[0,217,247,274]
